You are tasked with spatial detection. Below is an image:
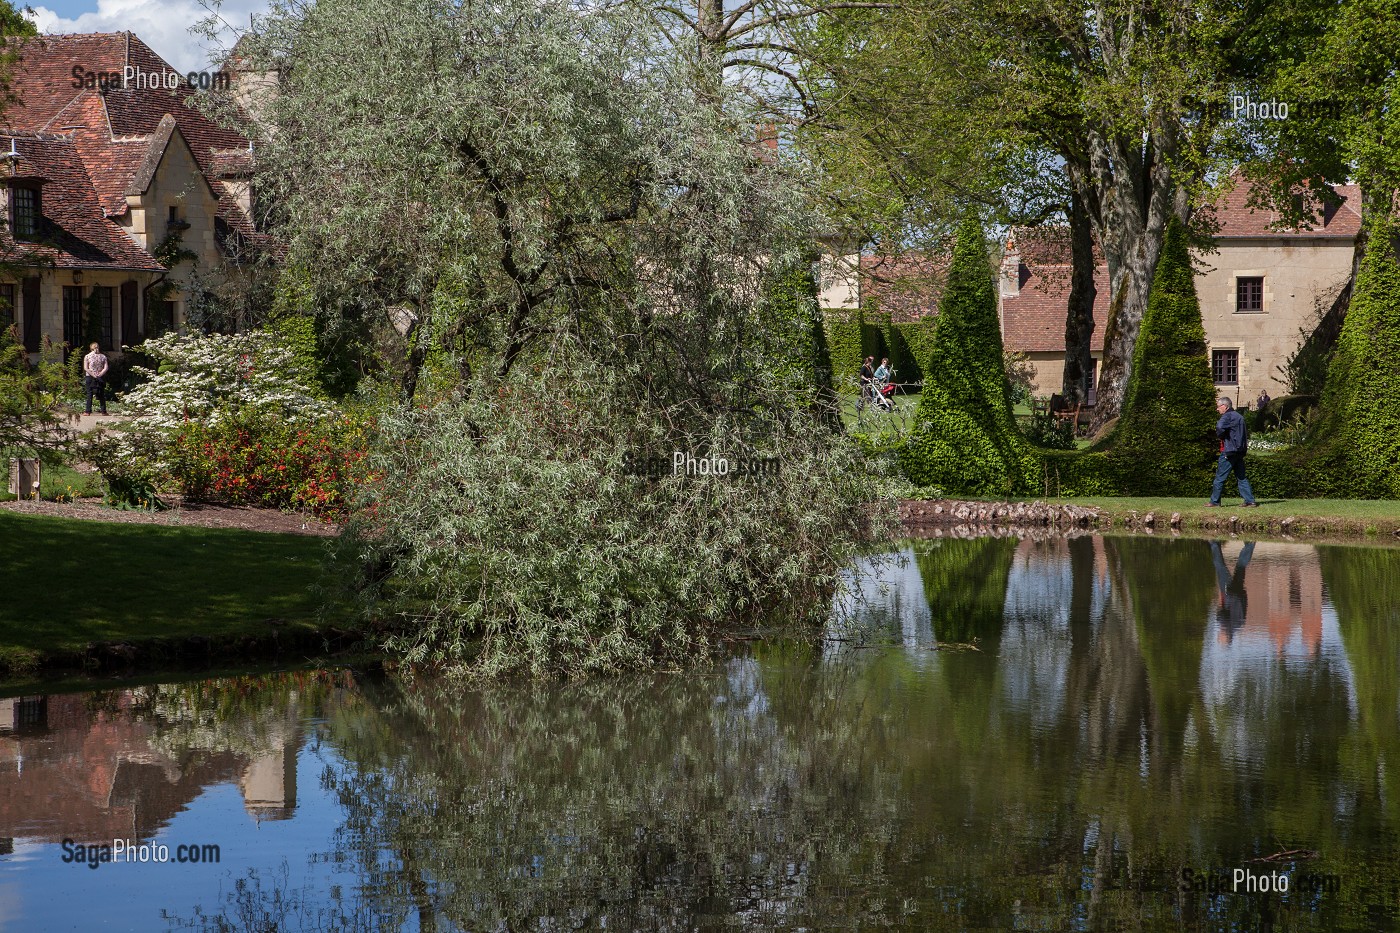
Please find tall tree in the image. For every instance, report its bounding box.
[800,0,1316,428]
[227,0,885,675]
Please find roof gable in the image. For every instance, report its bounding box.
[0,135,164,271]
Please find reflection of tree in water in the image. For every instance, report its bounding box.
[174,540,1400,932]
[915,537,1016,648]
[321,664,941,930]
[1322,546,1400,831]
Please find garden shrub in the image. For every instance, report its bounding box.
[1103,217,1217,495]
[267,314,325,396]
[1303,218,1400,498]
[898,217,1038,495]
[340,360,886,678]
[0,327,72,457]
[91,329,362,515]
[1036,449,1119,497]
[888,318,935,387]
[765,255,839,423]
[821,308,864,392]
[167,410,373,516]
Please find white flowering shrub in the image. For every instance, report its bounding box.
[121,330,332,429]
[87,330,360,513]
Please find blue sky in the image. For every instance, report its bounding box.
[25,0,271,72]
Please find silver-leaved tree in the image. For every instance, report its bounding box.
[220,0,885,675]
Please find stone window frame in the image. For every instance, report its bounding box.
[1230,270,1270,313]
[1212,347,1241,385]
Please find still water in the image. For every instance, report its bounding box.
[1,535,1398,931]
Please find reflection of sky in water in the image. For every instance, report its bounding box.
[0,724,358,930]
[999,539,1110,730]
[826,548,936,663]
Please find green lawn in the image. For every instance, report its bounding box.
[840,392,920,430]
[1012,496,1400,537]
[0,446,104,502]
[0,462,103,502]
[0,510,342,672]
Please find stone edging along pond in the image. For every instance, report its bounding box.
[896,499,1400,542]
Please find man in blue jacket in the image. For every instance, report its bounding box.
[1208,397,1258,507]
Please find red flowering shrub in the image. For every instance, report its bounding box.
[167,410,375,518]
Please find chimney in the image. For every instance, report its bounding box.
[756,122,778,152]
[999,231,1021,298]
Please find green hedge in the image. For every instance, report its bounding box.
[822,308,868,393]
[1304,217,1400,498]
[1107,217,1219,494]
[898,218,1039,495]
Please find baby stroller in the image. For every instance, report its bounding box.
[867,375,896,412]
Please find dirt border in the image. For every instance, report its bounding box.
[0,496,339,537]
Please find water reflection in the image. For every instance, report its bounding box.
[0,538,1398,931]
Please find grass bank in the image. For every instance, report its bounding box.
[0,510,360,678]
[1024,496,1400,538]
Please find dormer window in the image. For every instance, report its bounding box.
[167,204,189,231]
[10,185,39,239]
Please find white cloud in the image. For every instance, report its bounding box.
[28,0,271,74]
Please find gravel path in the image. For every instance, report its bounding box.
[0,496,340,537]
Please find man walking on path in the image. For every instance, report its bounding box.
[83,342,109,416]
[1209,397,1257,507]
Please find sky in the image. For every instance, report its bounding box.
[25,0,271,73]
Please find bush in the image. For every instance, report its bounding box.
[1304,218,1400,498]
[889,317,936,388]
[1103,217,1217,494]
[338,362,887,677]
[1020,408,1075,450]
[822,308,868,392]
[167,410,373,517]
[898,217,1037,495]
[0,327,73,457]
[90,329,361,516]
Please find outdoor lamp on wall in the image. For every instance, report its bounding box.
[71,270,83,284]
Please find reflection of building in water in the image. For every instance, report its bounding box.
[0,689,304,843]
[240,738,298,822]
[1211,541,1324,655]
[1199,542,1355,765]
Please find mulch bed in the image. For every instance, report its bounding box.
[0,495,339,537]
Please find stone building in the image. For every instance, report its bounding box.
[0,32,262,357]
[819,180,1361,403]
[997,181,1360,402]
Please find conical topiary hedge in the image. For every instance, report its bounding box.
[1306,218,1400,497]
[899,217,1036,494]
[1105,216,1218,494]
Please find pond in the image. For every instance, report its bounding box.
[1,535,1398,931]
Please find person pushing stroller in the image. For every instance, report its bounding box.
[872,357,896,411]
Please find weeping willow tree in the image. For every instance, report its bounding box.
[224,0,888,676]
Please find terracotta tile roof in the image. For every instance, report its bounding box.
[0,135,165,271]
[1000,226,1110,354]
[1212,177,1362,239]
[208,146,253,178]
[4,33,252,211]
[860,250,949,322]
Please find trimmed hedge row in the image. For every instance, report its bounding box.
[821,308,873,392]
[821,306,938,392]
[1303,217,1400,499]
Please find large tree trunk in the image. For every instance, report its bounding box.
[1061,184,1097,405]
[1081,119,1191,433]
